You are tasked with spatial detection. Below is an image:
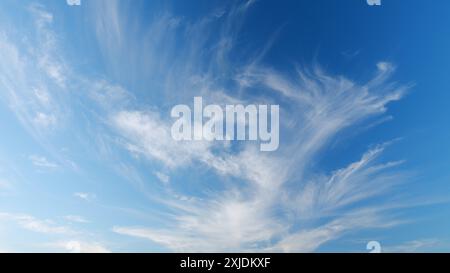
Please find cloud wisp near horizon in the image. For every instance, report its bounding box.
[0,0,448,252]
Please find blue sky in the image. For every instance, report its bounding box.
[0,0,450,252]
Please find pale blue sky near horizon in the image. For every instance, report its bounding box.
[0,0,449,252]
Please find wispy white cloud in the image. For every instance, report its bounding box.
[0,212,111,253]
[33,112,57,129]
[64,215,89,224]
[73,192,96,201]
[28,4,53,27]
[154,172,170,184]
[269,209,402,252]
[383,239,439,253]
[104,1,411,252]
[29,3,68,88]
[87,80,135,113]
[0,1,418,252]
[0,4,76,174]
[112,110,215,169]
[113,146,404,252]
[0,213,75,235]
[0,34,60,134]
[291,144,405,218]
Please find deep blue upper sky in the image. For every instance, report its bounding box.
[0,0,449,252]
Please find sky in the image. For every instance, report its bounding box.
[0,0,450,253]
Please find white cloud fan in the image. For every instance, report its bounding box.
[112,63,406,252]
[102,1,408,252]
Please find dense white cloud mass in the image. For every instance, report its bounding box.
[100,1,408,251]
[0,0,430,253]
